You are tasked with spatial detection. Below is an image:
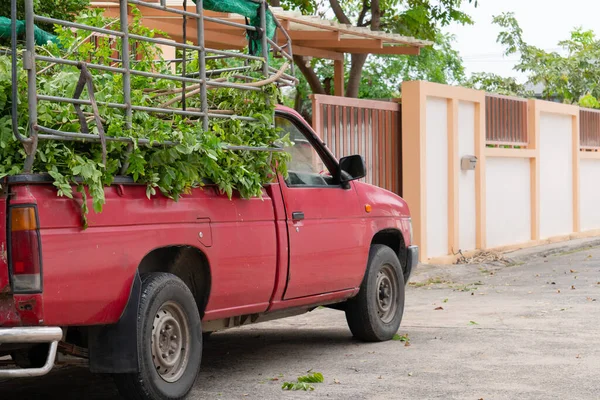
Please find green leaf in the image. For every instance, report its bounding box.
[281,382,315,391]
[392,333,410,342]
[297,372,324,384]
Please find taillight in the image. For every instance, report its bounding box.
[9,206,43,293]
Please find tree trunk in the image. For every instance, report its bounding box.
[294,89,304,113]
[346,0,381,98]
[285,0,383,99]
[293,55,326,95]
[346,54,368,98]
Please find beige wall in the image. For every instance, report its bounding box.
[402,81,600,263]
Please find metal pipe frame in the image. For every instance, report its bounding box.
[0,327,63,343]
[14,0,295,164]
[196,0,209,131]
[0,327,63,378]
[34,15,124,37]
[0,341,59,378]
[10,0,30,145]
[24,0,38,172]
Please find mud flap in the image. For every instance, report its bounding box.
[88,272,141,373]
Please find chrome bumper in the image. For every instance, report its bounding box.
[0,327,63,378]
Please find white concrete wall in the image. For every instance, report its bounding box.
[425,98,448,257]
[458,101,476,251]
[539,113,573,238]
[486,158,531,248]
[580,159,600,232]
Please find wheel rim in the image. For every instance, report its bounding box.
[151,301,191,383]
[376,265,398,324]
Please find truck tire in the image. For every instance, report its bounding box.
[345,245,405,342]
[115,273,202,400]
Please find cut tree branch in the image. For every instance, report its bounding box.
[329,0,352,25]
[371,0,382,31]
[357,0,369,27]
[293,55,326,95]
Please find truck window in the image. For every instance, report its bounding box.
[275,116,336,187]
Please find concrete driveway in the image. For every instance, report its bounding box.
[1,243,599,400]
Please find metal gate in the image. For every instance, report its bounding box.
[311,94,402,195]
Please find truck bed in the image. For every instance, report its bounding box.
[0,176,286,327]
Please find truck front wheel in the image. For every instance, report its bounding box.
[115,273,202,400]
[345,245,405,342]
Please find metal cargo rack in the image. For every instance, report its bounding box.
[9,0,297,172]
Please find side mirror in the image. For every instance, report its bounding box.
[339,155,366,183]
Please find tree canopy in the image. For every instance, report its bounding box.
[1,0,90,32]
[272,0,477,102]
[465,12,600,108]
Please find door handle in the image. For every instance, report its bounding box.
[292,211,305,221]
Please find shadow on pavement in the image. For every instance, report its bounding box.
[0,326,354,399]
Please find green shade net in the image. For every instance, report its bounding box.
[200,0,276,56]
[0,16,59,46]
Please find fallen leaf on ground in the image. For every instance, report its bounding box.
[333,379,341,384]
[393,333,410,343]
[469,321,479,325]
[570,269,577,273]
[572,285,576,290]
[434,306,444,310]
[408,372,413,376]
[443,298,449,303]
[557,290,561,293]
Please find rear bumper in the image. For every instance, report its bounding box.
[404,245,419,283]
[0,327,63,378]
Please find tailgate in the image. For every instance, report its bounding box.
[0,194,7,293]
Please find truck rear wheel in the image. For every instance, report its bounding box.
[115,273,202,400]
[345,245,405,342]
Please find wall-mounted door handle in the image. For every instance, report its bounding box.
[292,211,305,221]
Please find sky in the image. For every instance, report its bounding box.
[445,0,600,82]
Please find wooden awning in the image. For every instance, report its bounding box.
[90,1,431,61]
[90,1,430,96]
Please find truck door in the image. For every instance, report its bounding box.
[275,113,369,300]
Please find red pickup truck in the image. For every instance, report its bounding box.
[1,2,417,399]
[0,106,417,399]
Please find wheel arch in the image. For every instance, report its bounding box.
[88,245,211,374]
[371,229,408,277]
[138,245,212,318]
